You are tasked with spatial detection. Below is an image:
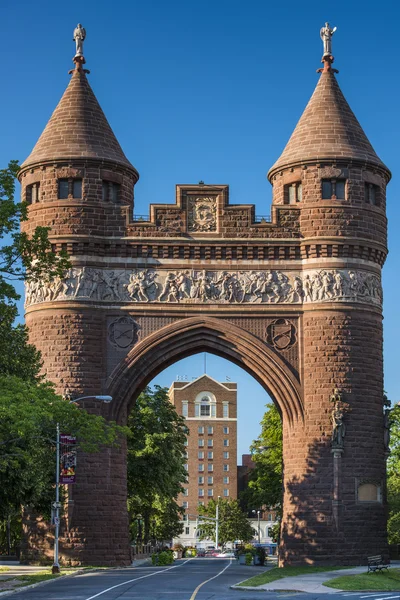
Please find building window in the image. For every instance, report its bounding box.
[183,488,189,496]
[198,489,204,497]
[184,463,188,471]
[207,439,213,447]
[223,464,229,472]
[182,402,188,418]
[200,405,210,416]
[102,180,120,202]
[198,464,204,472]
[267,513,273,521]
[198,476,204,484]
[208,464,213,472]
[223,439,229,447]
[195,393,216,418]
[207,476,213,484]
[58,178,82,199]
[198,426,204,434]
[182,514,187,521]
[207,426,214,435]
[207,451,213,460]
[198,451,204,459]
[182,501,188,509]
[322,179,346,200]
[208,489,213,497]
[184,451,188,459]
[285,182,302,204]
[223,451,229,459]
[223,427,229,434]
[365,183,378,205]
[185,526,190,535]
[223,403,229,418]
[198,439,204,447]
[184,439,188,447]
[223,476,229,484]
[223,489,229,497]
[198,501,204,506]
[26,183,40,204]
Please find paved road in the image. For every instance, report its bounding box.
[6,558,400,600]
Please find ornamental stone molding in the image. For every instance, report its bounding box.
[25,267,382,307]
[187,196,217,232]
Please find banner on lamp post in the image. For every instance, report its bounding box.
[60,434,77,484]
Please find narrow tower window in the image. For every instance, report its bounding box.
[322,179,346,200]
[102,180,120,202]
[58,178,83,199]
[285,182,302,204]
[26,183,40,205]
[365,183,378,206]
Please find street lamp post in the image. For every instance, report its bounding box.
[252,509,261,544]
[52,394,112,574]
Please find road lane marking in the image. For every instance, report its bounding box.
[83,559,193,600]
[366,597,400,600]
[189,558,233,600]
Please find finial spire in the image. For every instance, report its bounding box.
[72,23,87,69]
[318,22,338,73]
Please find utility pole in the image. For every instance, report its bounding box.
[215,496,220,548]
[257,510,261,544]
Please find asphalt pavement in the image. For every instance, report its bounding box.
[1,558,400,600]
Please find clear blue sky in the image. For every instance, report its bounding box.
[2,0,399,458]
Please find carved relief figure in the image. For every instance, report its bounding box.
[330,389,351,450]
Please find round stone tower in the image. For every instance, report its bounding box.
[268,54,390,563]
[19,41,139,566]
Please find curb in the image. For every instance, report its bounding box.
[0,567,103,598]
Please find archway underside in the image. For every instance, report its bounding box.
[107,316,303,427]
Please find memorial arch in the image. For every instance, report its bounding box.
[20,30,390,566]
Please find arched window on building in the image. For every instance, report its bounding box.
[194,392,216,418]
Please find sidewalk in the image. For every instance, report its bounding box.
[236,561,400,594]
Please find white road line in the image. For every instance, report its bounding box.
[83,558,193,600]
[189,558,233,600]
[359,595,394,598]
[366,597,400,600]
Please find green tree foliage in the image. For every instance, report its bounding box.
[241,403,283,515]
[0,375,127,524]
[198,499,255,546]
[387,404,400,544]
[127,386,187,543]
[0,161,70,380]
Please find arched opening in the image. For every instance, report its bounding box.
[107,316,303,427]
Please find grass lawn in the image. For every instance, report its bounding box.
[324,569,400,591]
[237,565,350,587]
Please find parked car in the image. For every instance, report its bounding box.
[215,550,236,558]
[196,548,205,557]
[205,549,219,557]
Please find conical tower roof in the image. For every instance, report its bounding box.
[268,69,389,179]
[21,67,136,173]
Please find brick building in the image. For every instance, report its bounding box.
[169,375,237,546]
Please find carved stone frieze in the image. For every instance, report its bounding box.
[25,267,383,308]
[187,197,217,232]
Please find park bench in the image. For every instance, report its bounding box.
[367,555,390,573]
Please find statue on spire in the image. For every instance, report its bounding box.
[320,22,337,58]
[73,24,86,59]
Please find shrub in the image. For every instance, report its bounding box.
[151,550,174,566]
[245,552,253,565]
[256,546,266,565]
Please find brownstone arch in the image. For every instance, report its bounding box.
[20,42,390,567]
[107,316,303,425]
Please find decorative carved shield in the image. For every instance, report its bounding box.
[108,316,138,349]
[266,319,296,350]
